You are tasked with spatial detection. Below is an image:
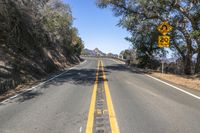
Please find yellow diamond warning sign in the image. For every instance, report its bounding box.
[158,35,170,48]
[157,21,172,35]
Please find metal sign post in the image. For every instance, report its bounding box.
[162,60,164,74]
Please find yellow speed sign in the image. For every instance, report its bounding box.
[158,35,170,48]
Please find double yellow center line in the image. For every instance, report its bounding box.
[86,60,120,133]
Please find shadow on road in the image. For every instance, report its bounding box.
[104,64,147,74]
[16,90,42,103]
[40,64,146,91]
[0,67,111,104]
[0,63,146,104]
[1,63,144,104]
[0,90,43,105]
[40,68,110,89]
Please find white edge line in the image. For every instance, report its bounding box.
[79,126,82,133]
[145,74,200,100]
[0,60,87,104]
[110,58,200,100]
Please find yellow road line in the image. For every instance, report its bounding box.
[86,60,100,133]
[101,60,120,133]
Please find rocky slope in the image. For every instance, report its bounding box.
[0,0,84,94]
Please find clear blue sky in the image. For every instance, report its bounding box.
[63,0,131,54]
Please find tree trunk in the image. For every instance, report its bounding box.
[183,55,192,75]
[195,42,200,73]
[180,27,194,75]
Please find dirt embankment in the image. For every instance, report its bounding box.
[0,44,83,101]
[129,66,200,91]
[0,0,84,98]
[150,72,200,91]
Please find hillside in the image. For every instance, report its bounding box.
[0,0,84,94]
[82,48,106,56]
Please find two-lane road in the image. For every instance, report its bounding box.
[0,58,200,133]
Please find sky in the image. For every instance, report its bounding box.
[63,0,131,54]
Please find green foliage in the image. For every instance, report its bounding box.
[122,50,131,60]
[41,0,84,56]
[0,0,84,78]
[191,30,200,39]
[97,0,200,74]
[42,1,72,33]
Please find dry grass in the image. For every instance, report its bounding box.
[150,72,200,91]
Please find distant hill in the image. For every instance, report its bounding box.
[82,48,96,56]
[82,48,106,56]
[106,53,118,58]
[93,48,106,56]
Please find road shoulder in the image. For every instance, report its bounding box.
[110,58,200,98]
[0,60,87,103]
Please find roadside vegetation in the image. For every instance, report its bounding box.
[97,0,200,75]
[0,0,84,94]
[151,72,200,91]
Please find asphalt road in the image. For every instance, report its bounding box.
[0,58,200,133]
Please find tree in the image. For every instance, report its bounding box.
[0,0,84,77]
[97,0,200,74]
[41,0,84,56]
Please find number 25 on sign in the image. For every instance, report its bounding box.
[158,35,170,48]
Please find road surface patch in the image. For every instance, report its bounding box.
[110,58,200,100]
[0,60,87,104]
[101,60,120,133]
[86,60,120,133]
[86,60,100,133]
